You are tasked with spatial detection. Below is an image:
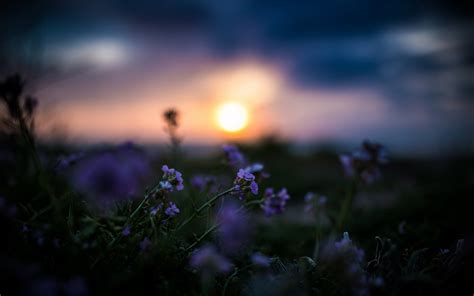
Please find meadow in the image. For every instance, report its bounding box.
[1,74,473,295]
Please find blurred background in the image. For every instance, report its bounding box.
[1,0,473,157]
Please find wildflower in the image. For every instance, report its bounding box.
[216,203,250,254]
[222,144,246,168]
[339,140,388,184]
[164,202,180,217]
[191,174,218,193]
[233,169,258,199]
[158,181,173,192]
[244,162,270,180]
[150,203,163,216]
[189,244,233,275]
[72,150,150,206]
[262,188,290,216]
[161,165,184,191]
[139,237,152,252]
[334,232,365,265]
[122,225,131,237]
[251,252,271,267]
[163,108,179,127]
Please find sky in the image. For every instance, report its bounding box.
[1,0,473,155]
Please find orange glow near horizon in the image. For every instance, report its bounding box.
[35,59,282,144]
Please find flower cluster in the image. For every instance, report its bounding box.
[160,165,184,192]
[190,174,218,193]
[334,232,365,265]
[251,252,271,267]
[233,169,258,199]
[243,162,270,181]
[164,201,180,217]
[189,244,233,276]
[262,188,290,216]
[222,144,246,168]
[216,203,249,255]
[339,140,388,184]
[72,150,150,206]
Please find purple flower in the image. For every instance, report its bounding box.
[139,237,152,252]
[222,144,246,168]
[122,225,131,237]
[244,163,270,180]
[339,140,388,184]
[233,169,258,199]
[161,165,184,191]
[189,244,233,275]
[334,232,365,265]
[262,188,290,216]
[216,203,249,254]
[72,150,150,206]
[191,175,218,193]
[251,252,271,267]
[164,202,180,217]
[150,203,163,216]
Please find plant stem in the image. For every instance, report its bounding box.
[336,179,358,233]
[184,223,219,252]
[176,187,235,231]
[90,183,161,268]
[312,215,321,259]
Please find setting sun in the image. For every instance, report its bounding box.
[216,102,249,133]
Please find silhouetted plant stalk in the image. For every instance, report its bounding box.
[163,108,182,163]
[0,74,42,173]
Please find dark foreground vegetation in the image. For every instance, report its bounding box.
[1,74,473,295]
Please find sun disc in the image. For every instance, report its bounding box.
[216,102,249,132]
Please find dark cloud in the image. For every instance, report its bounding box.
[1,0,473,103]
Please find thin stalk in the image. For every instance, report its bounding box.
[176,187,235,231]
[184,224,219,252]
[183,201,261,253]
[312,214,322,259]
[336,179,358,233]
